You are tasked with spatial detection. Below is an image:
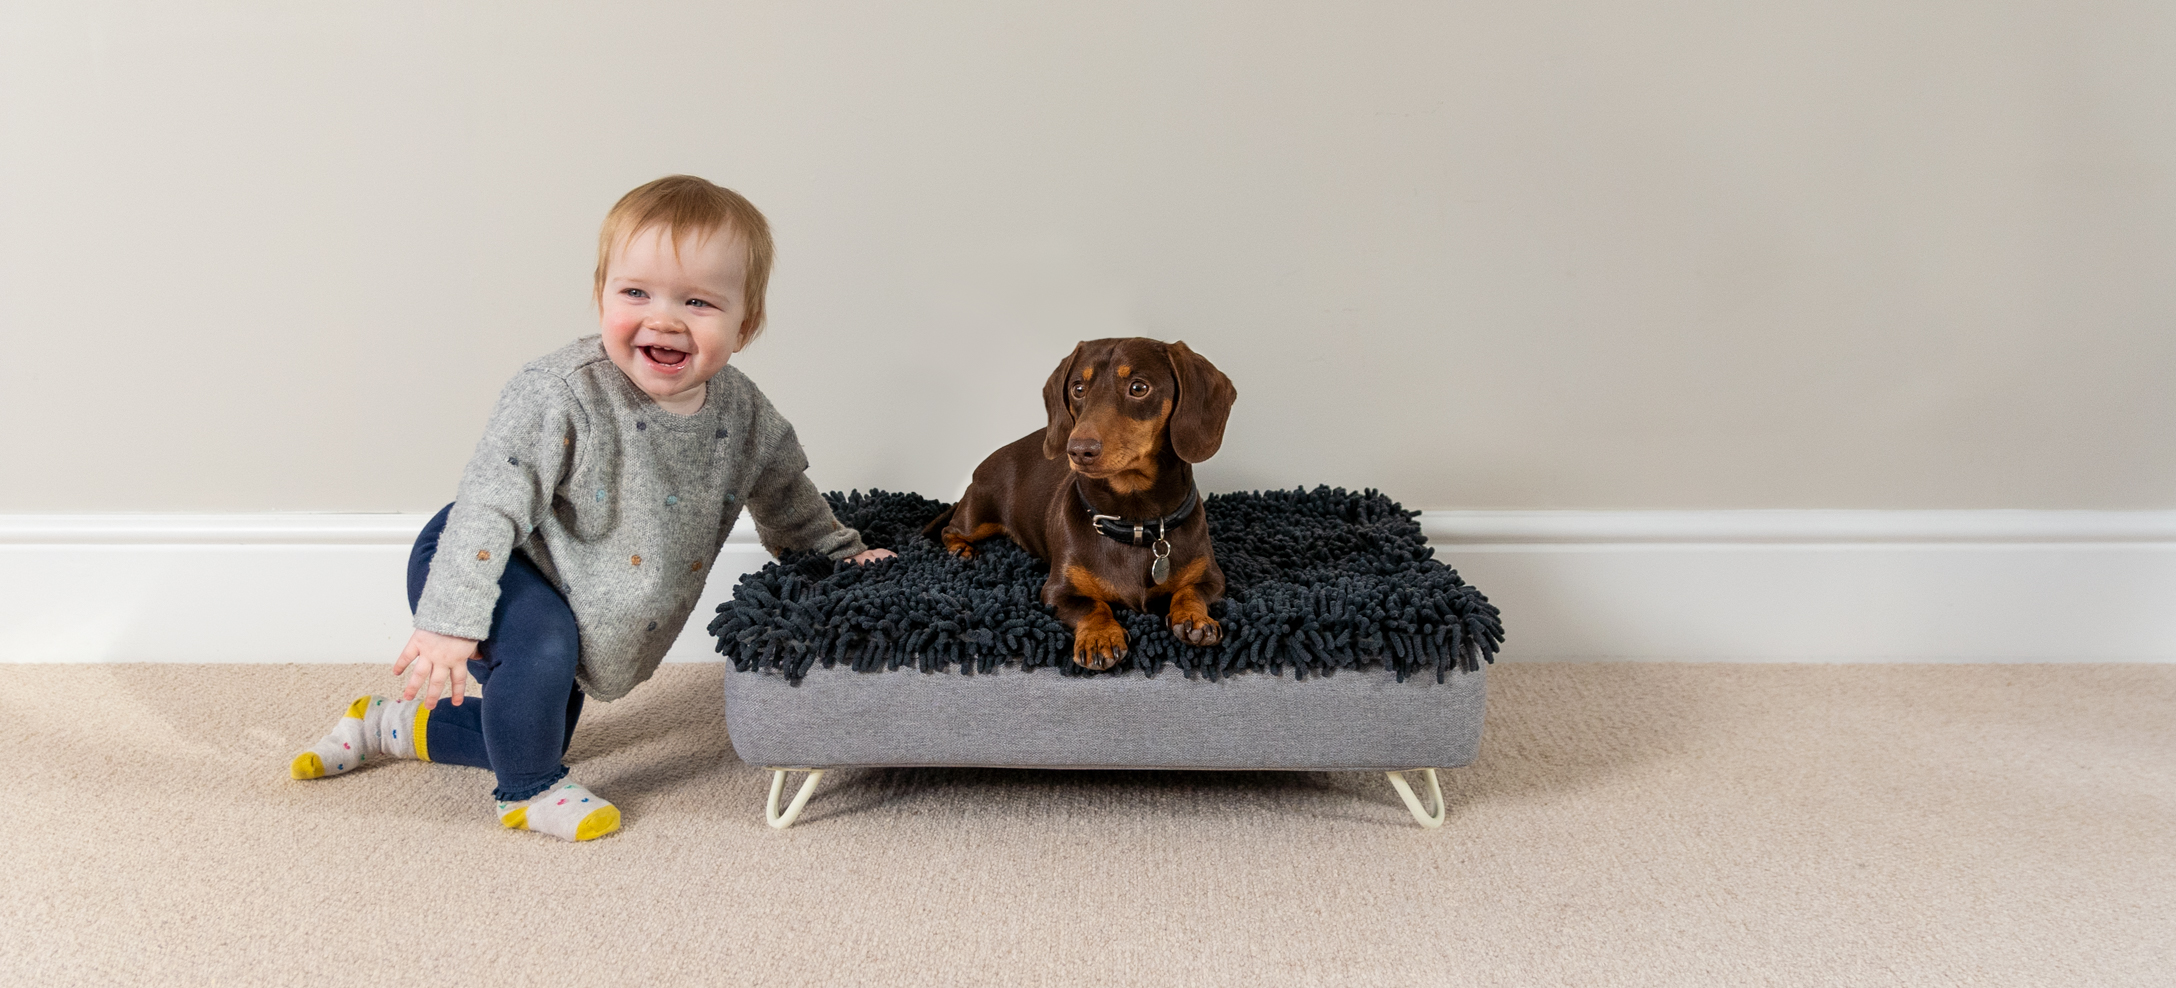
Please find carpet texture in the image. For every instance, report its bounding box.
[5,662,2172,987]
[711,488,1503,682]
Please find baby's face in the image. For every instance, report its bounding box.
[599,225,749,413]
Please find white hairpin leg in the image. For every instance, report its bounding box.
[1385,768,1446,828]
[766,768,825,829]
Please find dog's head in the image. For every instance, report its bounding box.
[1041,338,1236,490]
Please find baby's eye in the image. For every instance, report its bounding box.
[622,288,648,299]
[1128,380,1150,398]
[687,298,712,308]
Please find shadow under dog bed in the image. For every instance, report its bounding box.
[709,487,1504,828]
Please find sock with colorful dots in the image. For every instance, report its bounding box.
[497,780,620,842]
[289,695,430,779]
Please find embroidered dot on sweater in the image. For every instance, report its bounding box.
[646,621,658,632]
[507,456,519,466]
[689,561,702,572]
[715,429,728,439]
[595,489,606,502]
[665,495,678,506]
[630,555,642,566]
[636,421,646,431]
[476,550,491,561]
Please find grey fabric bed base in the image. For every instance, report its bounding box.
[724,664,1486,824]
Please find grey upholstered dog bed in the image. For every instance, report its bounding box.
[725,663,1485,772]
[713,488,1500,828]
[725,664,1484,828]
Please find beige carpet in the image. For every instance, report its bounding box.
[3,662,2170,987]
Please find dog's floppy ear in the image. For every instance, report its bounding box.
[1041,342,1086,460]
[1166,340,1236,463]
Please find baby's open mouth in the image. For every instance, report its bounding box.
[641,346,691,370]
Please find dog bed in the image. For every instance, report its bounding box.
[710,487,1503,828]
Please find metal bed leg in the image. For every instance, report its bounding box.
[766,768,825,830]
[1385,768,1446,828]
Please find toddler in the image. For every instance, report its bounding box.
[290,175,892,840]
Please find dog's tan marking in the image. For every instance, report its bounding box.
[1103,471,1155,495]
[1066,564,1123,600]
[943,522,1007,558]
[1116,364,1131,378]
[935,520,1000,561]
[1080,366,1094,383]
[1069,397,1171,491]
[1151,556,1210,594]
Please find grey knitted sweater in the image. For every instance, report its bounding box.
[413,337,866,701]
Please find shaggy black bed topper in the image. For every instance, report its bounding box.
[709,487,1504,683]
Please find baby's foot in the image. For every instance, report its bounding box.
[497,781,620,842]
[289,695,428,779]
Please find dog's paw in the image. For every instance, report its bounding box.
[941,535,976,559]
[1170,615,1222,647]
[1072,624,1129,671]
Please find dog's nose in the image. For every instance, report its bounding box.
[1067,438,1102,464]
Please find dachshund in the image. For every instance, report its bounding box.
[924,338,1238,670]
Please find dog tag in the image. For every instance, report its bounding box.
[1150,539,1172,584]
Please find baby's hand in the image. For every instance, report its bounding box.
[394,628,480,707]
[848,548,897,565]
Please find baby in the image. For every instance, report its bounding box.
[290,175,892,840]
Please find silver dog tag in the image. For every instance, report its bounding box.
[1150,539,1171,584]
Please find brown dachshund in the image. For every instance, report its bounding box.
[925,338,1238,671]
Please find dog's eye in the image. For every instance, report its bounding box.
[1128,380,1150,398]
[1071,382,1085,399]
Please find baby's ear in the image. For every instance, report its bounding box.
[1041,342,1086,460]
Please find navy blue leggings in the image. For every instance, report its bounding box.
[407,504,584,802]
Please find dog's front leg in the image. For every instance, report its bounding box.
[1047,566,1128,670]
[1158,557,1224,647]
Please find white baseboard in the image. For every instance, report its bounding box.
[0,514,775,665]
[3,511,2172,663]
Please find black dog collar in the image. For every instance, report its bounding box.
[1074,481,1199,546]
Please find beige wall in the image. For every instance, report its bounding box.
[2,1,2170,512]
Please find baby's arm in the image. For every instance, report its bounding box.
[408,373,584,689]
[746,456,871,559]
[740,415,887,562]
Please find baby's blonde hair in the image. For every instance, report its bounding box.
[594,175,775,343]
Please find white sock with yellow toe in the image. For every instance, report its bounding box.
[498,781,620,842]
[290,695,430,779]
